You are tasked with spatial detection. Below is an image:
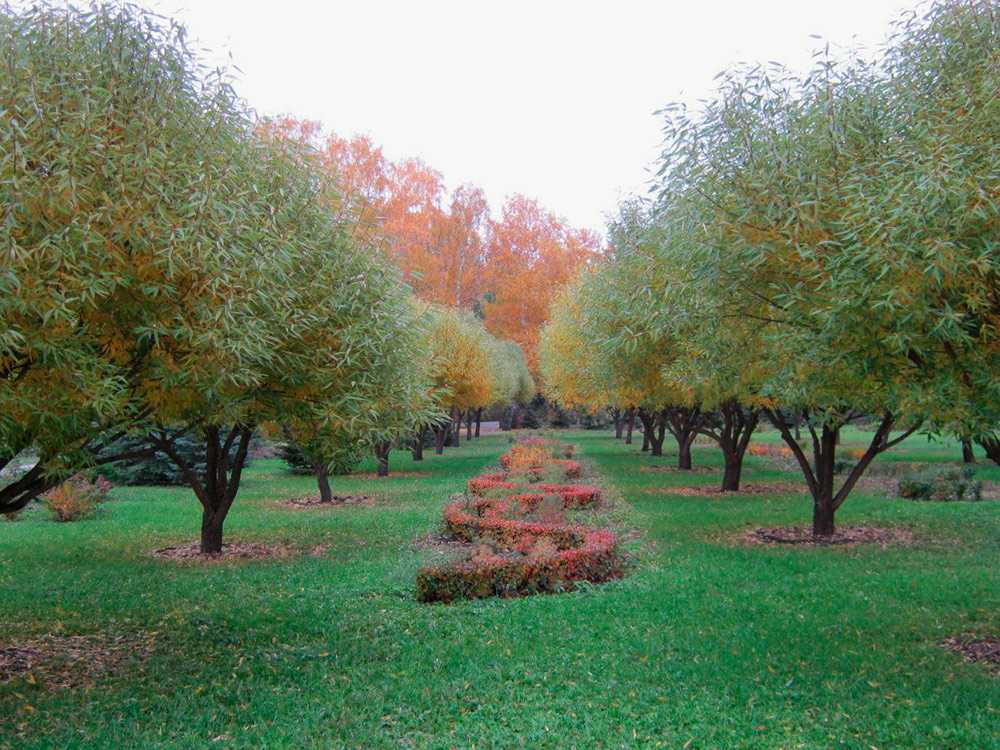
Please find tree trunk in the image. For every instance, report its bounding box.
[465,411,473,440]
[812,494,836,536]
[721,448,743,491]
[624,407,634,445]
[638,409,653,452]
[200,509,225,555]
[475,408,483,438]
[662,406,706,470]
[978,436,1000,466]
[374,440,391,477]
[161,423,255,554]
[315,463,333,503]
[433,424,447,455]
[612,407,623,439]
[678,437,693,470]
[962,440,976,464]
[452,409,461,447]
[705,401,759,492]
[412,424,426,461]
[649,414,666,457]
[765,409,917,537]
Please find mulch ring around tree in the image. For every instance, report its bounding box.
[152,541,293,561]
[943,634,1000,670]
[352,471,422,480]
[279,493,379,508]
[650,483,804,497]
[0,631,155,689]
[639,465,716,474]
[742,525,914,547]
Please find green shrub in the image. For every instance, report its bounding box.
[897,465,982,502]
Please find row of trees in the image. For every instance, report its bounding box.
[271,119,603,372]
[540,0,1000,535]
[0,4,532,552]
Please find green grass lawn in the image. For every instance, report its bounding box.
[2,429,999,749]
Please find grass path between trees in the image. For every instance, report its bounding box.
[2,430,999,748]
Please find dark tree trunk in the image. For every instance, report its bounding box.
[701,401,759,492]
[978,436,1000,466]
[662,406,708,470]
[314,463,333,503]
[765,409,918,536]
[452,409,461,447]
[200,509,225,555]
[475,408,483,438]
[962,440,976,464]
[374,440,391,477]
[160,423,255,554]
[624,407,634,445]
[678,437,693,470]
[637,410,655,454]
[649,413,666,457]
[721,452,743,492]
[465,411,473,440]
[611,407,623,439]
[412,424,427,461]
[433,423,447,455]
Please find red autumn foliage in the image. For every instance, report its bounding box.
[417,438,621,603]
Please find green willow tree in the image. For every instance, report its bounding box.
[0,3,252,513]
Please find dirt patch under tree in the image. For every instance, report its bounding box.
[279,494,378,508]
[943,634,1000,670]
[152,541,292,561]
[742,525,914,547]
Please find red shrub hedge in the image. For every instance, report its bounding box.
[416,530,620,603]
[417,437,621,603]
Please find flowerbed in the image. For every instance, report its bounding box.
[418,437,622,603]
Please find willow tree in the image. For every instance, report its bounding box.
[656,36,926,533]
[572,216,711,467]
[540,269,632,426]
[422,306,498,453]
[0,4,254,513]
[483,338,535,437]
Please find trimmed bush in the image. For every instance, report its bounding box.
[419,437,621,603]
[898,466,982,502]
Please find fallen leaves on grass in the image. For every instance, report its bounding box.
[279,494,378,508]
[943,634,1000,670]
[0,632,155,689]
[351,471,422,480]
[649,483,803,497]
[742,525,914,547]
[152,542,292,561]
[639,465,716,474]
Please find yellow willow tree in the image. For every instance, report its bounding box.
[540,270,623,415]
[145,126,433,552]
[654,28,937,532]
[0,3,260,513]
[422,306,499,453]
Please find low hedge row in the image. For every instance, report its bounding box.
[417,438,622,604]
[415,529,620,604]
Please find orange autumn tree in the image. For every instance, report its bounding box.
[483,195,603,373]
[269,119,600,376]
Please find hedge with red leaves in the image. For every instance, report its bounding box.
[417,438,622,603]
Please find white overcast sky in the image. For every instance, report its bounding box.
[141,0,912,236]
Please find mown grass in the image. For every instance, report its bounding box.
[1,428,999,749]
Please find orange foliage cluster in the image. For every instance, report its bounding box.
[416,438,621,603]
[746,443,794,458]
[41,475,113,522]
[270,119,604,373]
